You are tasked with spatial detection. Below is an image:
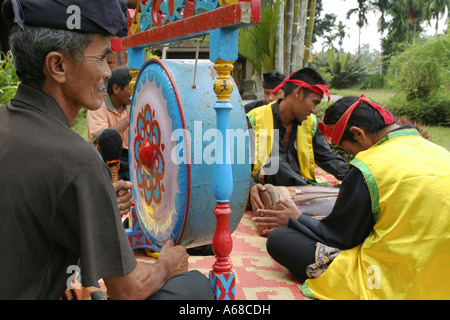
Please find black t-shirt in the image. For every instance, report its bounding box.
[0,84,137,299]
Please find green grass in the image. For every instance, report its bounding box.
[330,88,396,105]
[317,88,396,116]
[423,126,450,151]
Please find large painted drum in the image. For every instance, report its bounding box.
[127,59,251,252]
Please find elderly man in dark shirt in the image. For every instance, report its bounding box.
[0,0,213,300]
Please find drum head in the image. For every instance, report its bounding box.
[129,59,190,251]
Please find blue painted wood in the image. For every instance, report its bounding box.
[212,103,233,202]
[128,47,145,70]
[209,28,238,63]
[127,59,250,251]
[209,28,238,203]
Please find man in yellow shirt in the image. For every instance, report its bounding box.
[255,95,450,299]
[87,66,132,180]
[247,68,348,217]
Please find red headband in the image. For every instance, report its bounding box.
[318,94,395,145]
[272,72,331,102]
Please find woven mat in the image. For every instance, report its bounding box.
[135,212,305,300]
[67,163,340,300]
[82,163,338,300]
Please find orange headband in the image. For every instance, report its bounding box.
[318,95,395,145]
[272,71,331,102]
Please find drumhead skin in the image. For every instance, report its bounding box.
[129,59,250,251]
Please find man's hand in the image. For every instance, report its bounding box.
[113,180,133,216]
[250,183,266,213]
[252,198,302,235]
[103,240,190,300]
[158,240,189,279]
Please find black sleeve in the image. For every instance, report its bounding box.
[288,166,375,250]
[56,164,137,287]
[312,130,349,181]
[262,156,308,186]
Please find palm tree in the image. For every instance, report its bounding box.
[280,0,310,73]
[419,0,450,35]
[373,0,422,55]
[407,2,423,43]
[240,0,321,75]
[238,0,282,76]
[346,0,370,54]
[336,20,347,52]
[322,34,338,52]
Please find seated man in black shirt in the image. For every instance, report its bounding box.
[0,0,213,300]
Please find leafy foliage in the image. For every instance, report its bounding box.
[238,0,282,75]
[71,108,88,141]
[312,50,367,89]
[387,93,450,127]
[0,51,20,105]
[327,51,367,89]
[387,33,449,99]
[359,73,386,89]
[385,32,449,126]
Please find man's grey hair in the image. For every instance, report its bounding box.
[10,26,93,88]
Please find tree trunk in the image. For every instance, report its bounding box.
[358,27,361,54]
[302,0,317,67]
[284,0,295,74]
[275,0,285,73]
[289,0,300,74]
[293,0,308,72]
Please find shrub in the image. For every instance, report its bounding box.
[385,33,449,126]
[386,92,450,127]
[387,34,449,100]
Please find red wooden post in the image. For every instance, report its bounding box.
[210,203,235,299]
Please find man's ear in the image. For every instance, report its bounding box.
[349,126,367,142]
[43,52,67,84]
[112,84,121,94]
[297,86,303,98]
